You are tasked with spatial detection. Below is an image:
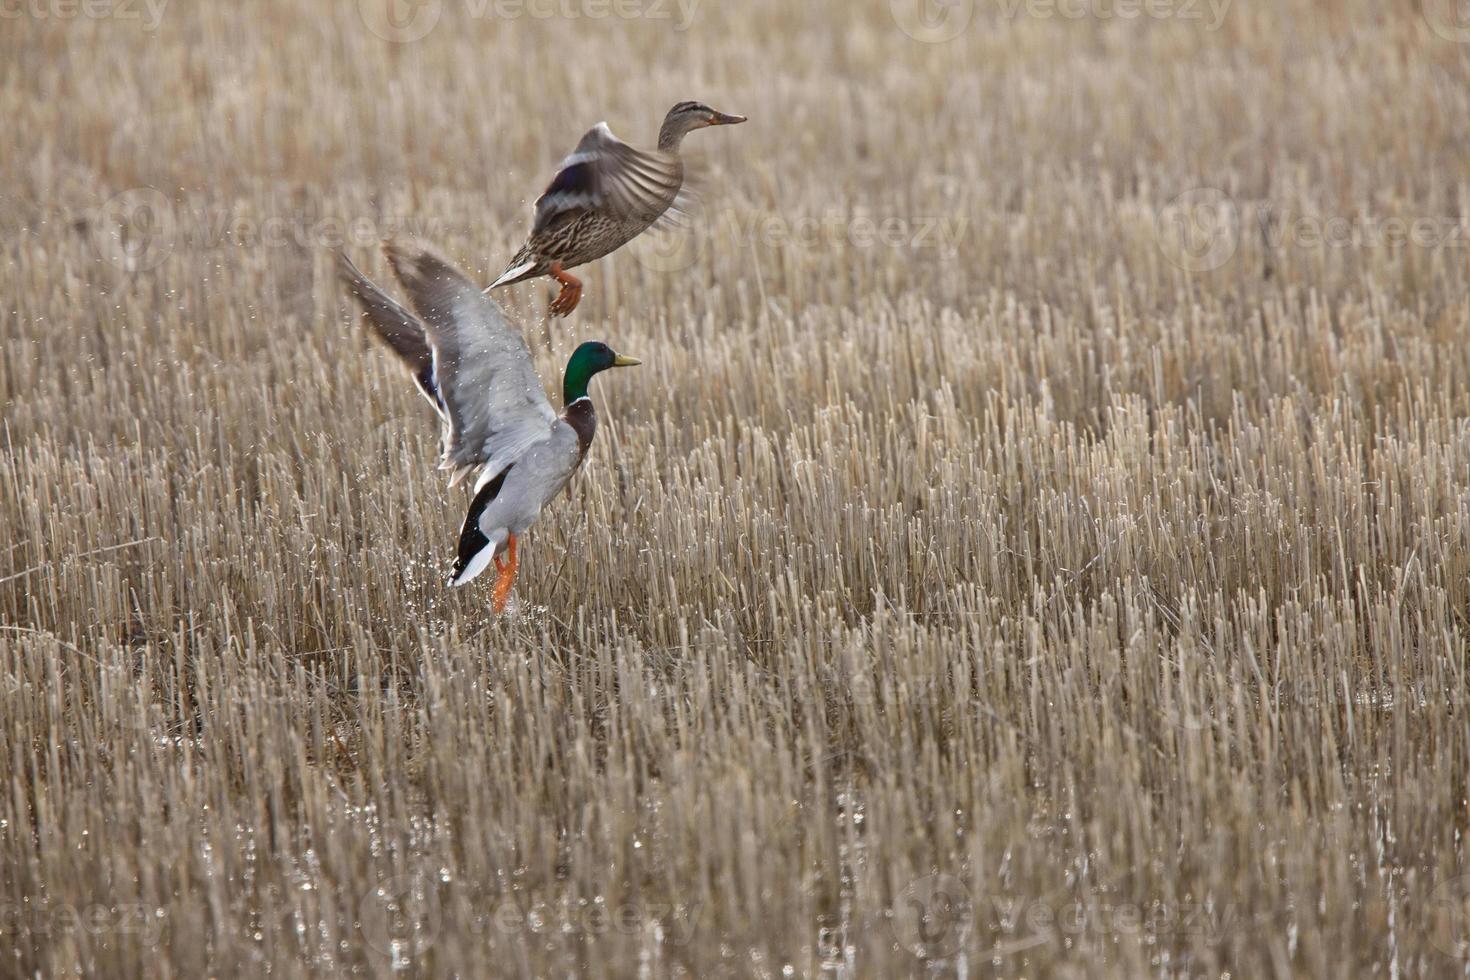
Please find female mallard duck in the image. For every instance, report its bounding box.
[488,100,747,316]
[338,241,640,611]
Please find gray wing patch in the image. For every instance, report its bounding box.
[336,250,444,417]
[382,241,558,486]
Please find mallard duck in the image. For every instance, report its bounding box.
[487,100,747,316]
[338,241,640,611]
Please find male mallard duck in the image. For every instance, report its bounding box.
[338,241,640,611]
[488,100,747,316]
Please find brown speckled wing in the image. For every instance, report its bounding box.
[531,122,683,238]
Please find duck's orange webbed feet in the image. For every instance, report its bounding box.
[546,261,583,317]
[492,533,519,614]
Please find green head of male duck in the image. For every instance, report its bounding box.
[657,100,747,151]
[563,341,641,406]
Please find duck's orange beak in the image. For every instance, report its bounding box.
[709,111,747,126]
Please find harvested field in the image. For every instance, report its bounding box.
[3,1,1470,975]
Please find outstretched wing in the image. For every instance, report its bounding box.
[383,240,558,487]
[531,122,683,237]
[336,250,444,415]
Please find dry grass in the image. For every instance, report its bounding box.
[4,1,1470,976]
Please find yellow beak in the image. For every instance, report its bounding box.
[612,354,642,367]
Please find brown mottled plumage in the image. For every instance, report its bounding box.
[488,101,747,317]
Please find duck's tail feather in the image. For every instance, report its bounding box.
[446,469,510,588]
[487,255,539,291]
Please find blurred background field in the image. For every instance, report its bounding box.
[3,0,1470,975]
